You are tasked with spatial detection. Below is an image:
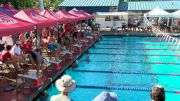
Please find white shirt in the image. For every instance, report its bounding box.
[2,35,13,46]
[50,94,71,101]
[10,45,22,56]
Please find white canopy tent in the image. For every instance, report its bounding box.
[172,10,180,18]
[145,7,171,17]
[144,7,172,27]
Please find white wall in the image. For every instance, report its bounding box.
[95,15,128,28]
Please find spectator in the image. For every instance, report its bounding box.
[0,37,5,51]
[19,33,25,44]
[22,39,32,53]
[93,91,118,101]
[150,85,165,101]
[0,45,19,68]
[10,41,29,65]
[50,75,76,101]
[122,20,126,31]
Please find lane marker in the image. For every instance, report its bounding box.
[77,85,180,94]
[72,70,180,77]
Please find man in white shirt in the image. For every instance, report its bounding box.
[10,41,27,64]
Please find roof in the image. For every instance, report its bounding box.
[118,2,128,11]
[0,12,35,36]
[59,0,119,7]
[128,1,180,11]
[14,10,57,29]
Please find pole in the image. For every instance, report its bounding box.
[39,0,44,12]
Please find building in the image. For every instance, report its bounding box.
[59,0,180,13]
[59,0,119,13]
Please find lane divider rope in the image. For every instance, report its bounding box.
[88,52,180,57]
[94,47,180,51]
[77,85,180,94]
[79,60,180,65]
[72,70,180,77]
[97,43,177,46]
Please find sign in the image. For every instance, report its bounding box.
[31,13,46,20]
[0,15,17,25]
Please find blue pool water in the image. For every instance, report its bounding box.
[45,36,180,101]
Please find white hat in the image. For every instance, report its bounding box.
[55,75,76,93]
[93,91,118,101]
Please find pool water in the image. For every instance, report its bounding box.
[45,36,180,101]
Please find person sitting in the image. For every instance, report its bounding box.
[150,85,165,101]
[10,41,30,65]
[47,37,61,62]
[50,75,76,101]
[0,45,19,68]
[22,39,32,53]
[64,36,70,49]
[19,33,25,44]
[92,91,118,101]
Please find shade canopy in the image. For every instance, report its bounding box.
[68,9,87,20]
[172,10,180,18]
[40,9,69,24]
[145,7,171,17]
[14,10,57,29]
[0,8,14,15]
[56,9,80,21]
[2,4,18,14]
[78,10,94,19]
[0,12,35,36]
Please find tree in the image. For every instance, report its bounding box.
[43,0,64,10]
[1,0,64,10]
[10,0,39,9]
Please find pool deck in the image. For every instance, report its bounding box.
[0,35,99,101]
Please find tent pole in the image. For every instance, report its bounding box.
[35,29,38,48]
[57,23,60,42]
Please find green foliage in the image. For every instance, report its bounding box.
[10,0,39,9]
[44,0,63,10]
[5,0,64,10]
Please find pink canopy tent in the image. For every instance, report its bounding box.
[14,9,57,29]
[78,10,94,19]
[56,10,80,22]
[2,4,18,14]
[40,9,69,24]
[68,9,87,20]
[0,12,35,36]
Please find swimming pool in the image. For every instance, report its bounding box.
[46,36,180,101]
